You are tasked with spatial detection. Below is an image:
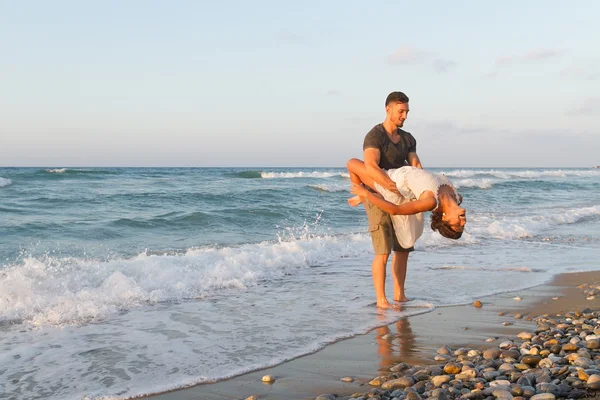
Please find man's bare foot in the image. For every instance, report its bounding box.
[394,296,410,303]
[376,299,400,310]
[347,196,362,207]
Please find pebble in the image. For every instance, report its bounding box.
[473,300,483,308]
[341,376,354,382]
[261,375,275,383]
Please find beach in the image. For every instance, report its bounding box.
[149,270,600,400]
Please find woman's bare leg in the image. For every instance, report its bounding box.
[346,158,379,206]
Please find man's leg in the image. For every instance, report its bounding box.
[365,199,396,309]
[391,251,410,302]
[372,253,391,308]
[390,221,413,302]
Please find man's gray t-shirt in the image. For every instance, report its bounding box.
[363,124,417,169]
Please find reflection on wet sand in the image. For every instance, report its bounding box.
[375,311,417,371]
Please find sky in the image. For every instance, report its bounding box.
[1,1,599,167]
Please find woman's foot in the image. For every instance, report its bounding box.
[347,195,362,207]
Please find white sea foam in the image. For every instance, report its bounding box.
[0,234,370,326]
[443,169,600,179]
[0,177,12,187]
[453,178,494,189]
[468,205,600,239]
[307,183,348,192]
[46,168,67,173]
[261,171,350,179]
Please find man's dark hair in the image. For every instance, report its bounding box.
[385,91,409,106]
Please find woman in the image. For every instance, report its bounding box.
[347,158,466,247]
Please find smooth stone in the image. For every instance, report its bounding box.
[341,376,355,382]
[562,343,578,351]
[406,391,423,400]
[456,370,477,380]
[521,386,536,398]
[578,369,589,381]
[435,354,451,362]
[499,341,513,349]
[549,344,562,354]
[484,349,501,360]
[530,394,555,400]
[517,376,533,387]
[502,350,521,360]
[437,345,452,355]
[521,355,542,366]
[390,362,410,372]
[245,396,259,400]
[514,363,530,371]
[510,385,523,396]
[261,375,275,383]
[569,389,588,398]
[432,375,451,387]
[315,395,336,400]
[517,332,533,340]
[492,389,514,400]
[483,371,501,381]
[536,374,552,384]
[587,374,600,389]
[490,380,511,387]
[444,363,462,374]
[382,377,415,390]
[573,358,592,368]
[498,363,516,374]
[536,383,560,395]
[514,314,523,319]
[473,300,483,308]
[369,376,384,386]
[587,339,600,349]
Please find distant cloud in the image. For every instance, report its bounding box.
[567,97,600,116]
[325,89,342,96]
[385,47,429,65]
[496,49,564,66]
[561,66,600,80]
[275,30,302,42]
[432,59,456,73]
[482,71,498,79]
[386,47,456,74]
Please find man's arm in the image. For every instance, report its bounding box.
[407,152,422,169]
[364,147,399,193]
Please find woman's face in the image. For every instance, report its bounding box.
[443,207,467,232]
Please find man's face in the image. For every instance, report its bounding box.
[386,101,409,128]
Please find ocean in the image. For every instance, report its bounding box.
[1,167,599,399]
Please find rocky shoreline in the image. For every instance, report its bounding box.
[306,284,600,400]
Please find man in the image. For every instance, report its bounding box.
[352,91,422,309]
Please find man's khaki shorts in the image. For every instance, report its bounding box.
[365,199,414,254]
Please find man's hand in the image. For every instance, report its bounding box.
[384,180,401,194]
[364,148,401,194]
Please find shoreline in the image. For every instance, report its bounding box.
[148,271,600,400]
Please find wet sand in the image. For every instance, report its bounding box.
[148,271,600,400]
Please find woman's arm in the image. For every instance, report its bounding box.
[351,183,436,215]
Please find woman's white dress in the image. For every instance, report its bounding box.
[373,166,456,248]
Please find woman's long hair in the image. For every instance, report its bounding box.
[430,210,463,239]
